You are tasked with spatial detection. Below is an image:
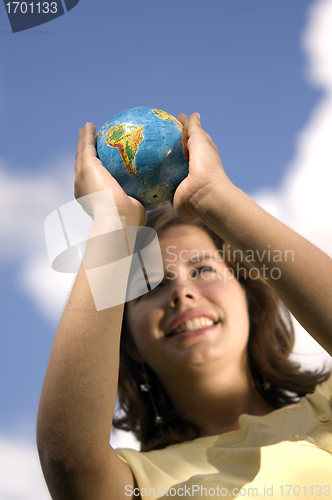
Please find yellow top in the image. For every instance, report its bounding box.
[116,376,332,499]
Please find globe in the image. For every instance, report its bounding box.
[96,107,189,210]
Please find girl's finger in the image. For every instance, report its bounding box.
[75,127,85,174]
[187,113,215,147]
[177,113,189,129]
[187,112,202,135]
[81,122,98,166]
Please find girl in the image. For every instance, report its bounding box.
[37,113,332,500]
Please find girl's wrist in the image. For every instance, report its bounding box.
[193,174,237,220]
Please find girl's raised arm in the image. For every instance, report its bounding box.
[37,123,146,500]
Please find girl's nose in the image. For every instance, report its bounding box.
[169,284,199,308]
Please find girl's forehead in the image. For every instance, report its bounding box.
[159,226,219,258]
[159,225,214,243]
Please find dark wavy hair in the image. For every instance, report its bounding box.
[113,205,330,451]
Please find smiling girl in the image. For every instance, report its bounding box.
[37,114,332,500]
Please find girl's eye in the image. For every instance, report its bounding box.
[191,266,217,277]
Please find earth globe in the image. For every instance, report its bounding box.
[96,107,189,210]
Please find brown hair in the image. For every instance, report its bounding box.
[113,205,330,451]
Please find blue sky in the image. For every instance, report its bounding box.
[0,0,321,191]
[1,0,332,497]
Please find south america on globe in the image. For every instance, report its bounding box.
[96,107,189,210]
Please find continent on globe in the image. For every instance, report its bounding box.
[105,123,144,176]
[153,109,189,159]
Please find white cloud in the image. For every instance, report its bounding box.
[0,435,50,500]
[0,157,77,322]
[111,428,140,451]
[303,0,332,89]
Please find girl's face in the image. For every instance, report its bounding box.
[126,225,250,385]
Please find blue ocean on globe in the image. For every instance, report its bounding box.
[96,107,189,210]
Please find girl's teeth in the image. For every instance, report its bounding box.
[173,317,214,334]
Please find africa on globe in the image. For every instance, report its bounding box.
[96,107,189,210]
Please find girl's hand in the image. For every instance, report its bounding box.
[173,113,232,222]
[74,122,147,228]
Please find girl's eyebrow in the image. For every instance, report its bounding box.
[187,255,221,264]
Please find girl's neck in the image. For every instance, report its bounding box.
[161,363,274,437]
